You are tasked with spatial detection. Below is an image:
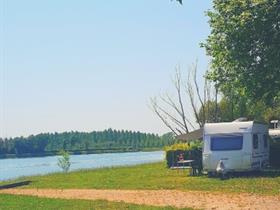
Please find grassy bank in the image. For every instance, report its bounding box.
[0,194,191,210]
[2,162,280,195]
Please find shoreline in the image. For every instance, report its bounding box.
[0,148,163,160]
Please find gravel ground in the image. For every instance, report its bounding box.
[1,189,280,210]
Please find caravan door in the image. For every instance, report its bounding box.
[252,134,269,169]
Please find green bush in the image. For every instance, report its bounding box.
[270,138,280,168]
[164,140,202,170]
[57,150,71,173]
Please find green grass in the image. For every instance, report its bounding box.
[1,162,280,195]
[0,194,191,210]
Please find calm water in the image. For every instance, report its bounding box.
[0,151,164,181]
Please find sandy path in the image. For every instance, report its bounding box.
[1,189,280,210]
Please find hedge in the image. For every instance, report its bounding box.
[164,141,202,170]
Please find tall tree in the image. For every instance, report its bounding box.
[203,0,280,107]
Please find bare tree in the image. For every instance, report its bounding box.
[150,62,214,136]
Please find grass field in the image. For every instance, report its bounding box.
[0,194,192,210]
[1,162,280,195]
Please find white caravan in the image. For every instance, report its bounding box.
[203,121,269,175]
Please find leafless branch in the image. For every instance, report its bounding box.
[156,105,187,132]
[186,70,202,127]
[150,97,179,135]
[172,67,189,133]
[149,62,215,135]
[192,61,205,125]
[159,94,195,130]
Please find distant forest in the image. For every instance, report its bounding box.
[0,129,174,158]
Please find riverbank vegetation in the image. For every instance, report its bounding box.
[2,162,279,195]
[0,130,174,158]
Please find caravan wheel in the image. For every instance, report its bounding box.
[219,173,229,180]
[261,160,269,171]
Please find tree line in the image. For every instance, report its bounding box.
[0,129,174,158]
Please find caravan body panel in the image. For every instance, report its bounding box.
[203,121,269,172]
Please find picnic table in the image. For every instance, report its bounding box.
[170,159,196,176]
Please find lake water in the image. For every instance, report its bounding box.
[0,151,164,181]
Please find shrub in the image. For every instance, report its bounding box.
[57,150,71,173]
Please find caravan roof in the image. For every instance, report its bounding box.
[204,121,267,135]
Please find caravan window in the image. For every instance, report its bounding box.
[253,134,258,149]
[211,135,243,151]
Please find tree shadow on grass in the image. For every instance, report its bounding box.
[229,169,280,179]
[259,169,280,178]
[0,181,32,189]
[205,169,280,180]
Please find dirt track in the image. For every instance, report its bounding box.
[1,189,280,210]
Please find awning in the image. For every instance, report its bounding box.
[176,128,203,142]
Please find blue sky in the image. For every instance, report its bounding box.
[0,0,212,138]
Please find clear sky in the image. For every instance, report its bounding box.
[0,0,212,138]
